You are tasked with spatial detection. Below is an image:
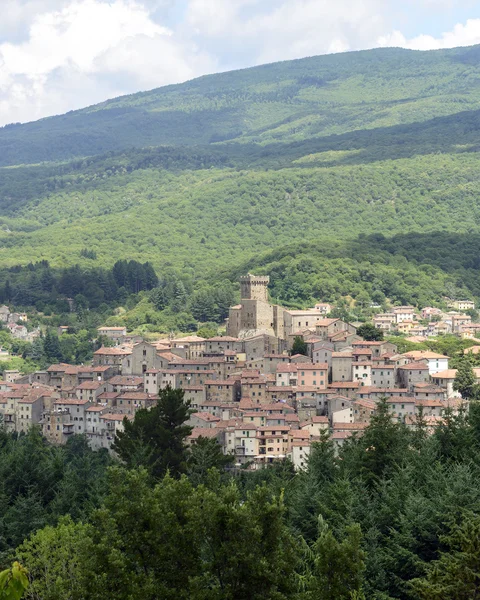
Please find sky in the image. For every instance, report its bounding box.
[0,0,480,126]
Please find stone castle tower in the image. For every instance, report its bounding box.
[240,274,270,302]
[227,274,284,339]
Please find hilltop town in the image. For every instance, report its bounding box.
[0,274,476,470]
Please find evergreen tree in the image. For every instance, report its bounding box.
[187,437,233,485]
[411,512,480,599]
[112,386,193,479]
[345,397,411,487]
[291,336,308,356]
[454,358,480,400]
[299,519,366,600]
[43,330,62,364]
[356,323,384,341]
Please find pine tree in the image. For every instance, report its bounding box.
[291,336,308,356]
[112,386,193,479]
[43,329,62,363]
[454,359,479,400]
[411,512,480,599]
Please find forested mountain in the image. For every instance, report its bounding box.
[2,44,480,315]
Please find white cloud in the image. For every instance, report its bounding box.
[0,0,216,125]
[185,0,387,64]
[1,0,480,126]
[378,18,480,51]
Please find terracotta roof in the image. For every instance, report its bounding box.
[54,399,90,405]
[353,399,376,409]
[118,392,151,400]
[415,399,444,407]
[47,363,73,372]
[97,392,121,399]
[315,319,339,326]
[297,363,328,370]
[328,382,360,389]
[189,428,220,439]
[289,430,311,439]
[385,396,416,403]
[285,413,300,422]
[432,369,457,379]
[276,364,298,373]
[398,361,429,371]
[192,412,221,422]
[76,381,104,390]
[94,346,131,355]
[78,366,112,373]
[102,413,133,421]
[108,376,144,385]
[333,422,368,430]
[170,336,206,343]
[403,351,447,360]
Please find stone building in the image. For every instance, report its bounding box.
[226,274,324,342]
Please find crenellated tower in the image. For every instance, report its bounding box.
[240,274,270,302]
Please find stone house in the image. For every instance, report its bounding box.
[75,380,108,403]
[402,351,448,375]
[371,365,396,388]
[97,326,127,342]
[205,379,240,403]
[396,362,430,390]
[296,363,328,389]
[93,346,132,371]
[331,351,353,382]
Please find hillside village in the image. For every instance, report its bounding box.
[0,274,476,470]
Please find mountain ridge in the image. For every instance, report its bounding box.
[2,44,480,166]
[1,44,480,312]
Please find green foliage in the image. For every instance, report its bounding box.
[0,428,111,559]
[291,336,308,356]
[19,467,297,600]
[0,563,28,600]
[357,323,384,341]
[410,512,480,599]
[1,48,480,322]
[187,437,234,485]
[453,359,480,400]
[112,386,192,479]
[299,519,366,599]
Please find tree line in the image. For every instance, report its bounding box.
[2,387,480,598]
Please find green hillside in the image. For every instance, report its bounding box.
[2,44,480,320]
[2,45,480,166]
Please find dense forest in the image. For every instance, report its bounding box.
[0,46,480,322]
[3,388,480,599]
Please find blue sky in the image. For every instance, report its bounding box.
[1,0,480,126]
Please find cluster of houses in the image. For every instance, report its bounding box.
[0,305,40,342]
[372,300,478,340]
[0,276,471,470]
